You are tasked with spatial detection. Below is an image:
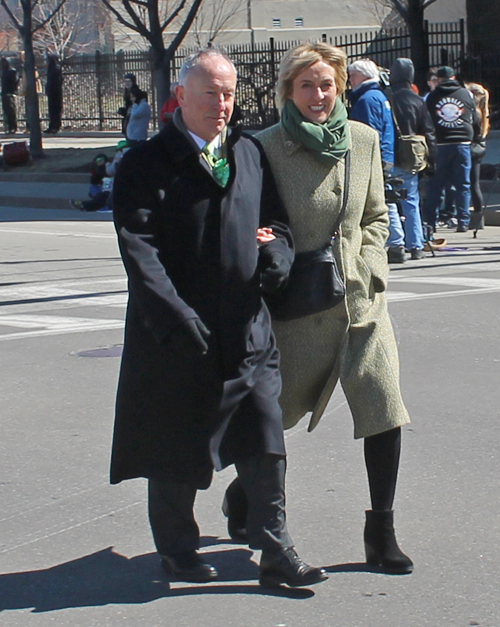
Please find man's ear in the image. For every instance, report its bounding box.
[175,84,185,105]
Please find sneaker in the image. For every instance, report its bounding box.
[70,199,83,210]
[456,224,469,233]
[447,218,458,229]
[410,248,425,260]
[387,246,406,264]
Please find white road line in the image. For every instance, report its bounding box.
[0,501,143,555]
[0,227,115,239]
[389,276,500,288]
[387,285,500,302]
[0,315,124,341]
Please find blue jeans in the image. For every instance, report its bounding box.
[424,144,471,229]
[386,203,405,247]
[392,166,424,250]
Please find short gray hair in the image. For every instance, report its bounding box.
[347,59,379,81]
[178,48,237,86]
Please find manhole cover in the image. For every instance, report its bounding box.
[75,345,123,358]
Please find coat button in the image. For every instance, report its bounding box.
[285,141,294,149]
[333,186,342,195]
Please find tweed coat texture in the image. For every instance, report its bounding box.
[110,123,294,489]
[257,120,411,438]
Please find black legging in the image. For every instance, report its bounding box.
[470,156,484,213]
[364,426,401,512]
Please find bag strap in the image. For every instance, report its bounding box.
[331,150,351,239]
[385,93,403,140]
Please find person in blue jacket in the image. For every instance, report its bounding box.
[348,59,406,263]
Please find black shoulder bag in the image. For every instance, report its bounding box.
[265,151,350,321]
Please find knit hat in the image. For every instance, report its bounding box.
[436,66,455,79]
[347,59,379,81]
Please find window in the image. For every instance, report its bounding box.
[295,17,304,27]
[272,17,281,28]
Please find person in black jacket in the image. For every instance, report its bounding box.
[424,66,481,232]
[389,58,436,259]
[1,57,19,134]
[110,48,327,589]
[44,54,63,134]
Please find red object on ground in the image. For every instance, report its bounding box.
[3,141,31,165]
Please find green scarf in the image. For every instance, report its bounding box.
[280,98,350,164]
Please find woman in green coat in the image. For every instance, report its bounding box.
[224,42,413,574]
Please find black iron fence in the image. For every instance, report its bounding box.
[8,19,478,132]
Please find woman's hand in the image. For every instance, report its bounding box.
[256,227,276,245]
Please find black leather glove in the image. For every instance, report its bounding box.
[168,318,211,355]
[260,252,290,294]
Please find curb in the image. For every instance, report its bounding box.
[0,172,88,183]
[0,196,75,210]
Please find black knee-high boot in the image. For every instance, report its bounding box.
[363,427,413,574]
[222,477,249,543]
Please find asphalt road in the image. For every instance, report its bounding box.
[0,210,499,627]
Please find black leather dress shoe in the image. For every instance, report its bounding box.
[259,547,328,588]
[161,551,218,583]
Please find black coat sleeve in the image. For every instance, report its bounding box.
[249,136,295,276]
[112,146,199,343]
[418,101,437,167]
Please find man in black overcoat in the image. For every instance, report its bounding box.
[111,49,327,588]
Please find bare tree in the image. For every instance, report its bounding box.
[188,0,246,47]
[368,0,439,91]
[0,0,68,157]
[33,0,97,60]
[100,0,204,114]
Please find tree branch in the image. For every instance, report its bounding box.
[120,0,153,39]
[166,0,204,53]
[391,0,409,21]
[33,0,69,32]
[100,0,145,35]
[160,0,188,30]
[0,0,22,31]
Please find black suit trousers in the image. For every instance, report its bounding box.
[148,453,293,556]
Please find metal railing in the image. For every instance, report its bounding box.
[8,20,469,132]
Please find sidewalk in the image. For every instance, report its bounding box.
[1,130,500,221]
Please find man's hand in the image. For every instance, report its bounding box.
[260,252,290,294]
[169,318,211,355]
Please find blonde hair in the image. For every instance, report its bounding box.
[466,82,490,138]
[276,42,348,109]
[465,83,490,137]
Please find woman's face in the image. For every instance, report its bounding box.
[290,61,338,124]
[124,78,134,90]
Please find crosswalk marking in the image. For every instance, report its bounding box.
[0,314,124,342]
[0,227,116,239]
[0,272,497,339]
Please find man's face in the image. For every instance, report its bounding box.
[348,70,367,90]
[124,78,133,90]
[427,76,438,91]
[176,55,236,142]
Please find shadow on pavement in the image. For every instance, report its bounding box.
[0,545,314,612]
[324,562,413,576]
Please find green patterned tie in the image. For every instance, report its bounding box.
[203,142,230,187]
